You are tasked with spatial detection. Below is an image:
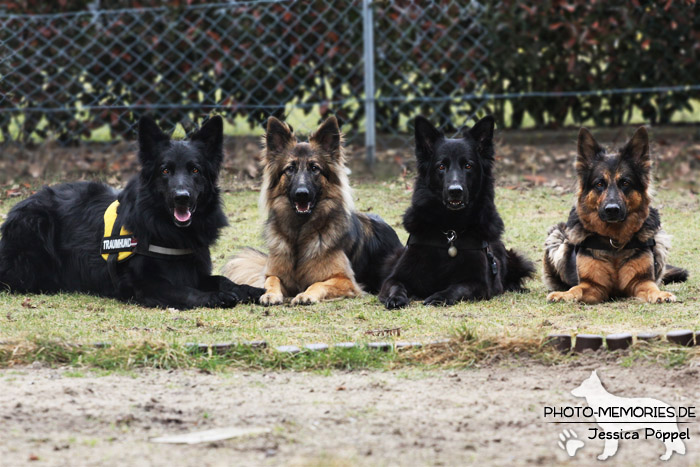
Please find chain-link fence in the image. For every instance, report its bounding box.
[2,0,699,162]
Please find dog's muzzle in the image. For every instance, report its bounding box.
[292,187,314,215]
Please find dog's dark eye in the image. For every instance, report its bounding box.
[192,167,199,174]
[285,165,295,175]
[162,168,170,175]
[465,163,473,170]
[438,164,446,172]
[595,181,606,189]
[619,179,630,187]
[310,164,320,173]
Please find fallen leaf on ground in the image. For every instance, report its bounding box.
[150,427,271,444]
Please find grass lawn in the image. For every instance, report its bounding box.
[0,182,698,368]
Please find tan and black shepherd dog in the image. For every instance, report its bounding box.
[222,116,402,306]
[544,127,688,304]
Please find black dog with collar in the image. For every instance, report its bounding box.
[379,116,534,308]
[0,116,263,309]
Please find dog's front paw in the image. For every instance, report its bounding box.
[291,292,318,306]
[243,286,265,304]
[646,290,676,304]
[259,292,284,306]
[208,290,239,308]
[547,291,579,303]
[383,294,409,309]
[423,293,456,307]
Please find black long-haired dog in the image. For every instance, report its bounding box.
[379,116,535,308]
[0,116,263,309]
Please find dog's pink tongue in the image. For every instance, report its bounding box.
[174,206,191,222]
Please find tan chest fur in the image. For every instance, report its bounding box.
[263,217,356,296]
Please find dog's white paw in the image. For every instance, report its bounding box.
[291,292,318,306]
[557,429,584,457]
[259,292,283,306]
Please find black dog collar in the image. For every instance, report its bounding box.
[407,230,498,276]
[576,235,656,251]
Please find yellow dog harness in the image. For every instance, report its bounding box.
[101,200,138,262]
[100,200,196,288]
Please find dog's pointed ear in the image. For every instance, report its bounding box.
[414,116,442,163]
[191,115,224,169]
[310,116,342,159]
[138,115,169,166]
[576,128,604,174]
[466,115,495,145]
[465,115,495,158]
[621,126,651,168]
[265,117,294,158]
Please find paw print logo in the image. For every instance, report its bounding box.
[558,429,584,457]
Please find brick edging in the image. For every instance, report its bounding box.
[546,329,699,352]
[5,332,695,356]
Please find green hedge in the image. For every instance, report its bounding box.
[1,0,698,142]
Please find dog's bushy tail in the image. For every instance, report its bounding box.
[662,265,689,284]
[221,248,267,289]
[503,249,536,292]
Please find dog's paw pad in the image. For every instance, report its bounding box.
[647,291,676,304]
[423,294,453,306]
[291,293,317,306]
[384,295,409,309]
[557,429,584,457]
[259,293,283,306]
[547,292,561,302]
[221,291,240,306]
[246,286,265,302]
[547,291,577,303]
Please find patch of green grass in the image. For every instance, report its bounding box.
[0,183,699,368]
[1,338,399,371]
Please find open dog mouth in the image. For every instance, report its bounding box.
[173,204,195,226]
[600,214,626,224]
[294,201,314,215]
[446,199,466,210]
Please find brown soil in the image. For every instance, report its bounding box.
[1,363,698,466]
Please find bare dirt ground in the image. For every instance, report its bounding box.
[1,362,699,466]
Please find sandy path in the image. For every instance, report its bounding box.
[1,363,698,466]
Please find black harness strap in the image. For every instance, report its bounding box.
[576,235,656,252]
[407,230,499,276]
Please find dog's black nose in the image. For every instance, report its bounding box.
[174,190,190,204]
[294,187,310,203]
[604,204,620,216]
[448,185,463,198]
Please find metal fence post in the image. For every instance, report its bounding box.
[362,0,376,165]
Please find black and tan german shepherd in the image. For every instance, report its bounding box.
[379,116,535,308]
[544,127,688,304]
[0,116,263,309]
[222,116,402,305]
